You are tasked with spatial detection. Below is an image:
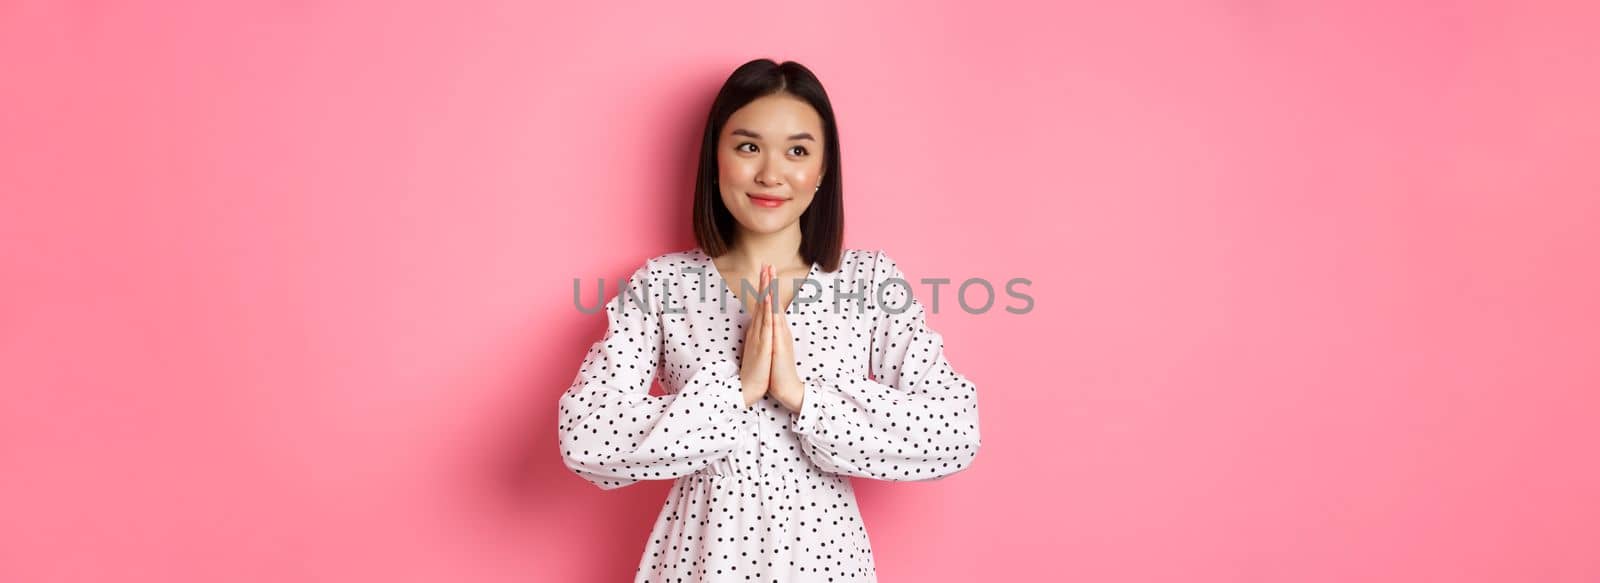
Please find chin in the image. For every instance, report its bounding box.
[736,215,798,233]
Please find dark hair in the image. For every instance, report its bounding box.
[692,58,844,273]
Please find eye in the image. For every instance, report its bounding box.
[789,146,809,156]
[736,143,757,153]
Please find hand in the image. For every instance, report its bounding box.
[768,269,806,413]
[737,264,774,408]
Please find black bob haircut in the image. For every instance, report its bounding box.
[691,58,844,273]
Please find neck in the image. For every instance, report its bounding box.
[726,223,806,273]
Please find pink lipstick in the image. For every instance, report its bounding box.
[747,193,788,208]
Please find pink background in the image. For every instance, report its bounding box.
[4,1,1597,581]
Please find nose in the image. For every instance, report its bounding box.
[754,157,784,188]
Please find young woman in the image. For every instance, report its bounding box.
[557,58,981,582]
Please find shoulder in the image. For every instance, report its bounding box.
[621,248,720,295]
[825,248,919,304]
[837,247,908,280]
[609,248,708,281]
[645,248,707,277]
[606,250,704,312]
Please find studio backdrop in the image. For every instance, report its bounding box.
[3,1,1597,582]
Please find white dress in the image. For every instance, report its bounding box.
[557,247,982,582]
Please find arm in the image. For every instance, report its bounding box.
[789,250,982,481]
[557,259,751,490]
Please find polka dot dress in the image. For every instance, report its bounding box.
[557,247,982,582]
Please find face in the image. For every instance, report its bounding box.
[717,93,826,236]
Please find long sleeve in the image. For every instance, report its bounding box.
[557,259,752,490]
[789,250,982,481]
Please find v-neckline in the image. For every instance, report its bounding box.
[698,248,818,317]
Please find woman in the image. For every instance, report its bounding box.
[557,58,981,582]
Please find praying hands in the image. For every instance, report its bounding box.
[738,264,806,413]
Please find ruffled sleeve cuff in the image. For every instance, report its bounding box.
[790,378,844,436]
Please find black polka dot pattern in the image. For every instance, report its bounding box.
[557,247,982,581]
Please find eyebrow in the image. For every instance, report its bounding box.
[730,128,816,142]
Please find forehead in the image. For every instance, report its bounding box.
[723,94,823,137]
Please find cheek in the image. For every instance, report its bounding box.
[719,185,745,207]
[717,153,752,179]
[797,160,824,183]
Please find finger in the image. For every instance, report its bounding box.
[748,309,765,356]
[768,269,780,333]
[770,312,781,352]
[754,265,768,320]
[768,293,780,334]
[757,289,768,321]
[752,265,763,315]
[770,266,780,316]
[776,309,791,352]
[762,264,772,312]
[748,272,763,330]
[759,264,769,312]
[754,310,767,350]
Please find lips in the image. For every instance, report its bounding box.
[747,193,788,208]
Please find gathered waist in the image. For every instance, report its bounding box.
[688,456,845,487]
